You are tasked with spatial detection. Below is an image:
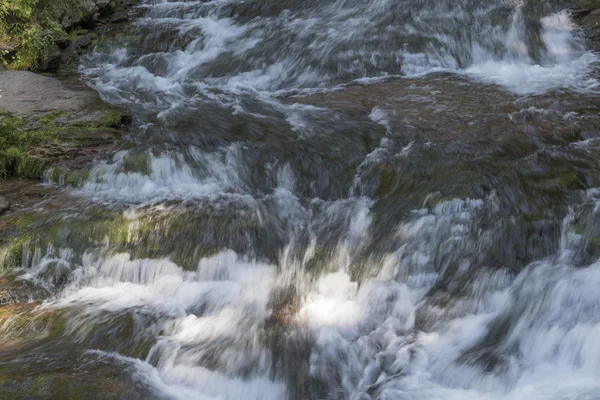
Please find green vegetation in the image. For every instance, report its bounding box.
[0,112,47,179]
[0,0,68,70]
[0,109,124,180]
[0,0,135,70]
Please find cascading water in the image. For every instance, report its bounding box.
[3,0,600,399]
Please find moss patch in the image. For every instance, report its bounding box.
[0,0,70,70]
[0,112,60,179]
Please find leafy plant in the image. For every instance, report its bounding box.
[0,0,67,70]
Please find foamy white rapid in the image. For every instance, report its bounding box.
[15,191,600,399]
[10,0,600,399]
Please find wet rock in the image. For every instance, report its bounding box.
[39,48,62,72]
[73,34,94,49]
[110,11,129,23]
[0,197,9,216]
[54,37,71,50]
[0,278,47,305]
[0,71,119,122]
[59,48,81,71]
[0,71,127,174]
[572,2,600,51]
[95,0,111,9]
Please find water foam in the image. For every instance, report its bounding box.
[465,11,598,94]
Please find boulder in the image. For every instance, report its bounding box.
[39,47,62,72]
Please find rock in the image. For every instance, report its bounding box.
[0,42,12,52]
[0,71,114,121]
[54,37,71,50]
[73,34,94,49]
[39,48,62,72]
[95,0,111,9]
[0,197,10,215]
[79,0,99,16]
[59,48,80,71]
[0,71,127,172]
[110,11,129,23]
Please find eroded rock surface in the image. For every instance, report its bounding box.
[0,71,127,173]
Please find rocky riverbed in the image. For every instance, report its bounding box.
[0,0,137,252]
[1,0,600,398]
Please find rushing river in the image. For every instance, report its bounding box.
[2,0,600,399]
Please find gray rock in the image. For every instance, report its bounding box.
[79,0,99,16]
[0,197,10,216]
[61,0,102,28]
[110,11,129,23]
[0,71,107,121]
[95,0,111,10]
[74,34,94,49]
[0,71,127,171]
[39,48,62,72]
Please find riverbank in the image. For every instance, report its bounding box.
[0,0,139,214]
[0,0,137,73]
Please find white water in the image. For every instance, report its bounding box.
[465,11,599,94]
[16,0,600,398]
[17,192,600,399]
[74,0,600,208]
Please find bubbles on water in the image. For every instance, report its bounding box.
[465,11,598,94]
[16,0,600,398]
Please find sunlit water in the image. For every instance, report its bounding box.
[3,0,600,399]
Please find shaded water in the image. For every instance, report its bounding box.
[2,0,600,399]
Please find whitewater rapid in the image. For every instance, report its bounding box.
[7,0,600,399]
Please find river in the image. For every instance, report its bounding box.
[2,0,600,399]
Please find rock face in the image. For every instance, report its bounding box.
[0,197,9,215]
[0,71,116,124]
[61,0,130,29]
[39,0,138,73]
[0,71,127,173]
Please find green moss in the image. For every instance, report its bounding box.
[0,112,59,179]
[0,110,118,180]
[46,167,89,187]
[103,110,123,127]
[121,152,149,174]
[37,110,66,125]
[527,171,582,192]
[68,27,88,42]
[0,235,30,271]
[17,155,46,178]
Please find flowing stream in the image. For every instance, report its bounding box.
[3,0,600,399]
